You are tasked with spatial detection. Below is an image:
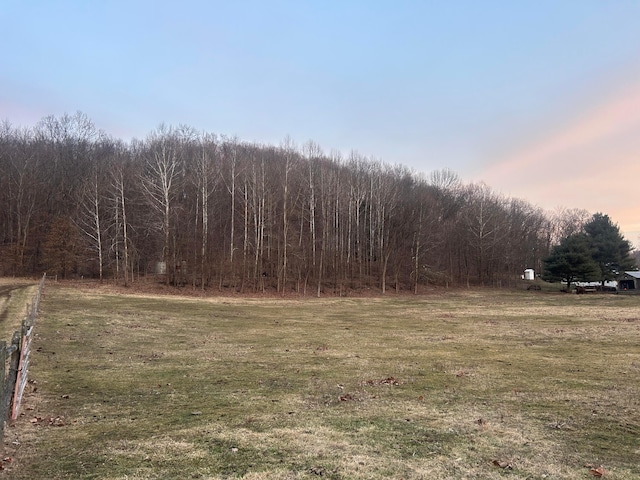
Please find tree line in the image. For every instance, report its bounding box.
[0,112,634,294]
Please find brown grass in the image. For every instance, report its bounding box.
[1,282,639,479]
[0,279,38,339]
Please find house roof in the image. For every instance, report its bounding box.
[623,271,640,279]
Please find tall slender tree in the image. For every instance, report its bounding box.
[140,125,183,285]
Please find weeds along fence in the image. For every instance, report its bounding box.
[0,273,46,438]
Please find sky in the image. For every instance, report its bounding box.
[2,0,640,246]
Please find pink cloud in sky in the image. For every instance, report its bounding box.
[0,100,49,128]
[475,84,640,247]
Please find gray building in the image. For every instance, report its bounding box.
[618,271,640,291]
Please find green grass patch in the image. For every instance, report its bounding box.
[2,285,639,479]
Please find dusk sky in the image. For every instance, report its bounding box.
[2,1,640,245]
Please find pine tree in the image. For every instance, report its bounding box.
[543,233,600,291]
[584,213,636,284]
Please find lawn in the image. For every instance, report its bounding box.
[1,283,639,479]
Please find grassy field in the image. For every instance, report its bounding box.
[1,283,639,479]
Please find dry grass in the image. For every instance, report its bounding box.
[0,279,38,339]
[1,283,639,479]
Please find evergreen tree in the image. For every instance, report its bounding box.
[543,233,600,290]
[584,213,636,284]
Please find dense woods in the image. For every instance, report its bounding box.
[0,112,631,294]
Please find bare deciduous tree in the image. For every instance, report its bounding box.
[140,125,183,285]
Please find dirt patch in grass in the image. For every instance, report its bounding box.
[2,284,639,479]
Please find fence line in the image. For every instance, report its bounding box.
[0,273,46,438]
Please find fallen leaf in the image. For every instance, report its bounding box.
[361,377,401,386]
[309,466,325,476]
[492,460,512,469]
[589,466,606,477]
[380,377,399,385]
[51,417,65,427]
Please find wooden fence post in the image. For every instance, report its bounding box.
[5,332,21,413]
[0,274,46,440]
[0,332,21,436]
[11,319,34,420]
[0,341,6,439]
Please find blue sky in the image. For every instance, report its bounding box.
[2,1,640,244]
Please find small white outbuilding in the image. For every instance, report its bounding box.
[524,269,535,281]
